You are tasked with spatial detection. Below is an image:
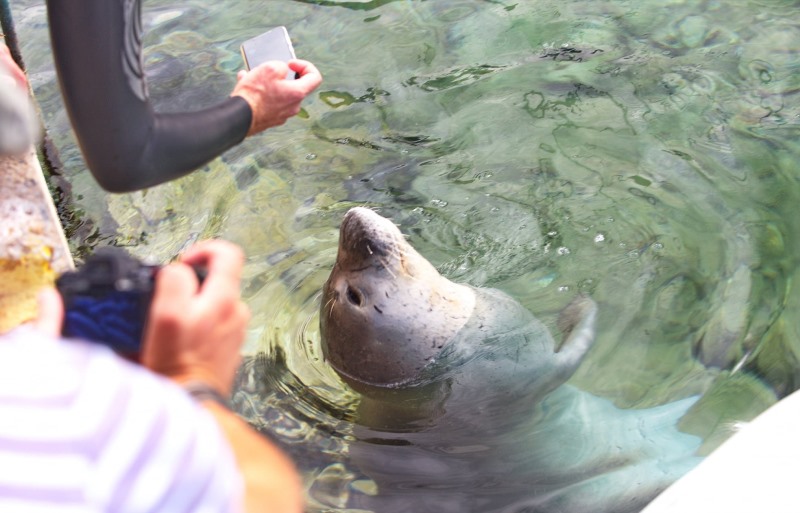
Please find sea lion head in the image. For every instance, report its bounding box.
[320,207,476,392]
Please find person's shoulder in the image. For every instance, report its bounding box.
[0,326,177,406]
[86,345,245,512]
[0,327,244,513]
[0,326,183,409]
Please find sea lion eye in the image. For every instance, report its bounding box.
[346,286,364,307]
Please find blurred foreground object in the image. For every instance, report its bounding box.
[0,41,38,154]
[642,388,800,512]
[1,43,72,331]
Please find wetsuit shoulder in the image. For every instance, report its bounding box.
[46,0,252,192]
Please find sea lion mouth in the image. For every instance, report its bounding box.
[328,360,424,391]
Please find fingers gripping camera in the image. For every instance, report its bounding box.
[56,247,205,360]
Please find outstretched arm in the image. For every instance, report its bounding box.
[46,0,320,193]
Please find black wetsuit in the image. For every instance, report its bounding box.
[47,0,252,192]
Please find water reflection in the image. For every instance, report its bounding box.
[11,0,800,510]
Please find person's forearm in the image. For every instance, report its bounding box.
[202,401,304,513]
[46,0,252,192]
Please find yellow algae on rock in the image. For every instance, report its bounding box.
[0,254,56,332]
[0,149,72,332]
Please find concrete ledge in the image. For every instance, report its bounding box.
[0,148,72,332]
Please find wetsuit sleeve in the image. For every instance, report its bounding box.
[46,0,252,193]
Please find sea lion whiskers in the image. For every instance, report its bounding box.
[375,252,398,279]
[325,295,338,317]
[378,230,416,271]
[381,241,420,280]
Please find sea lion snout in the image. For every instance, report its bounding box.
[339,208,403,266]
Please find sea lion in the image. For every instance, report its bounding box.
[319,207,702,513]
[321,206,596,409]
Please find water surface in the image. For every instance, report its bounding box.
[11,0,800,510]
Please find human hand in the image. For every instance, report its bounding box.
[231,59,322,135]
[141,240,251,396]
[2,41,38,154]
[0,42,27,89]
[33,287,64,337]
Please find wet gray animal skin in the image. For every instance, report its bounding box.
[320,207,701,513]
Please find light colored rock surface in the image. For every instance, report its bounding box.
[0,148,72,332]
[643,388,800,513]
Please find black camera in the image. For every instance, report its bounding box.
[56,247,159,358]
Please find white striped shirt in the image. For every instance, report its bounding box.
[0,327,244,513]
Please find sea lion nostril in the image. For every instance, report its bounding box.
[346,286,364,306]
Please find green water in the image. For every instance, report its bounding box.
[11,0,800,510]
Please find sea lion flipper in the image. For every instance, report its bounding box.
[554,294,598,359]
